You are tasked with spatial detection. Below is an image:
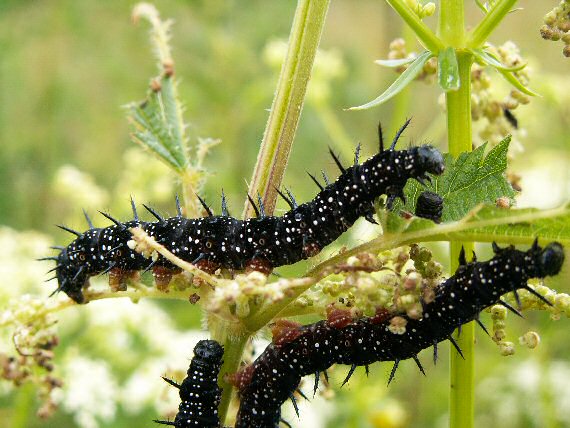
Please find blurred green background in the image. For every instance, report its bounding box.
[0,1,569,427]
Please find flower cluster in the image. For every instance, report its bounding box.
[540,0,570,58]
[471,42,530,150]
[489,283,570,356]
[0,296,62,418]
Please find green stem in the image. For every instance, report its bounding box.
[439,1,475,425]
[437,0,466,46]
[449,242,475,428]
[445,51,473,157]
[243,0,330,218]
[468,0,519,48]
[385,0,444,53]
[211,321,250,426]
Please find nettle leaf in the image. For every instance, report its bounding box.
[127,76,189,171]
[438,205,570,245]
[393,136,515,224]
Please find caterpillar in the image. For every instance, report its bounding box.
[41,120,445,303]
[232,241,565,428]
[155,339,224,428]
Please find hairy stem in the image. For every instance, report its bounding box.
[212,324,249,425]
[243,0,330,218]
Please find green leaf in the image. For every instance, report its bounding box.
[437,205,570,245]
[437,47,460,91]
[160,76,187,160]
[393,136,516,224]
[374,57,416,67]
[127,77,189,171]
[347,51,433,110]
[497,69,539,97]
[471,48,527,72]
[308,204,570,277]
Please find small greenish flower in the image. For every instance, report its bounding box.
[498,341,515,356]
[519,331,541,349]
[540,0,570,57]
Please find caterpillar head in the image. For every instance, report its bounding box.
[415,145,445,176]
[55,248,88,304]
[194,339,224,362]
[535,241,565,278]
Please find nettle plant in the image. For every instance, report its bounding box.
[2,1,570,427]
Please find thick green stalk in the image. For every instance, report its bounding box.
[211,320,250,426]
[468,0,519,48]
[445,51,473,157]
[439,1,475,425]
[243,0,330,218]
[449,241,475,428]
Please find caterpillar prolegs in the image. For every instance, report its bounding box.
[42,120,445,303]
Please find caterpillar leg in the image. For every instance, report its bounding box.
[245,257,273,275]
[108,268,140,292]
[152,266,182,290]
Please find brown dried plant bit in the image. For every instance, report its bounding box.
[162,59,175,76]
[150,78,162,92]
[508,172,522,192]
[189,293,200,304]
[496,196,511,209]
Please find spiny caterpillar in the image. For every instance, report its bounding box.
[155,340,224,428]
[41,120,445,303]
[231,241,565,428]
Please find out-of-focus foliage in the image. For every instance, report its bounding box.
[0,1,569,428]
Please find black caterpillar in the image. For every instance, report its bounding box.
[42,120,445,303]
[232,241,565,428]
[155,339,224,428]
